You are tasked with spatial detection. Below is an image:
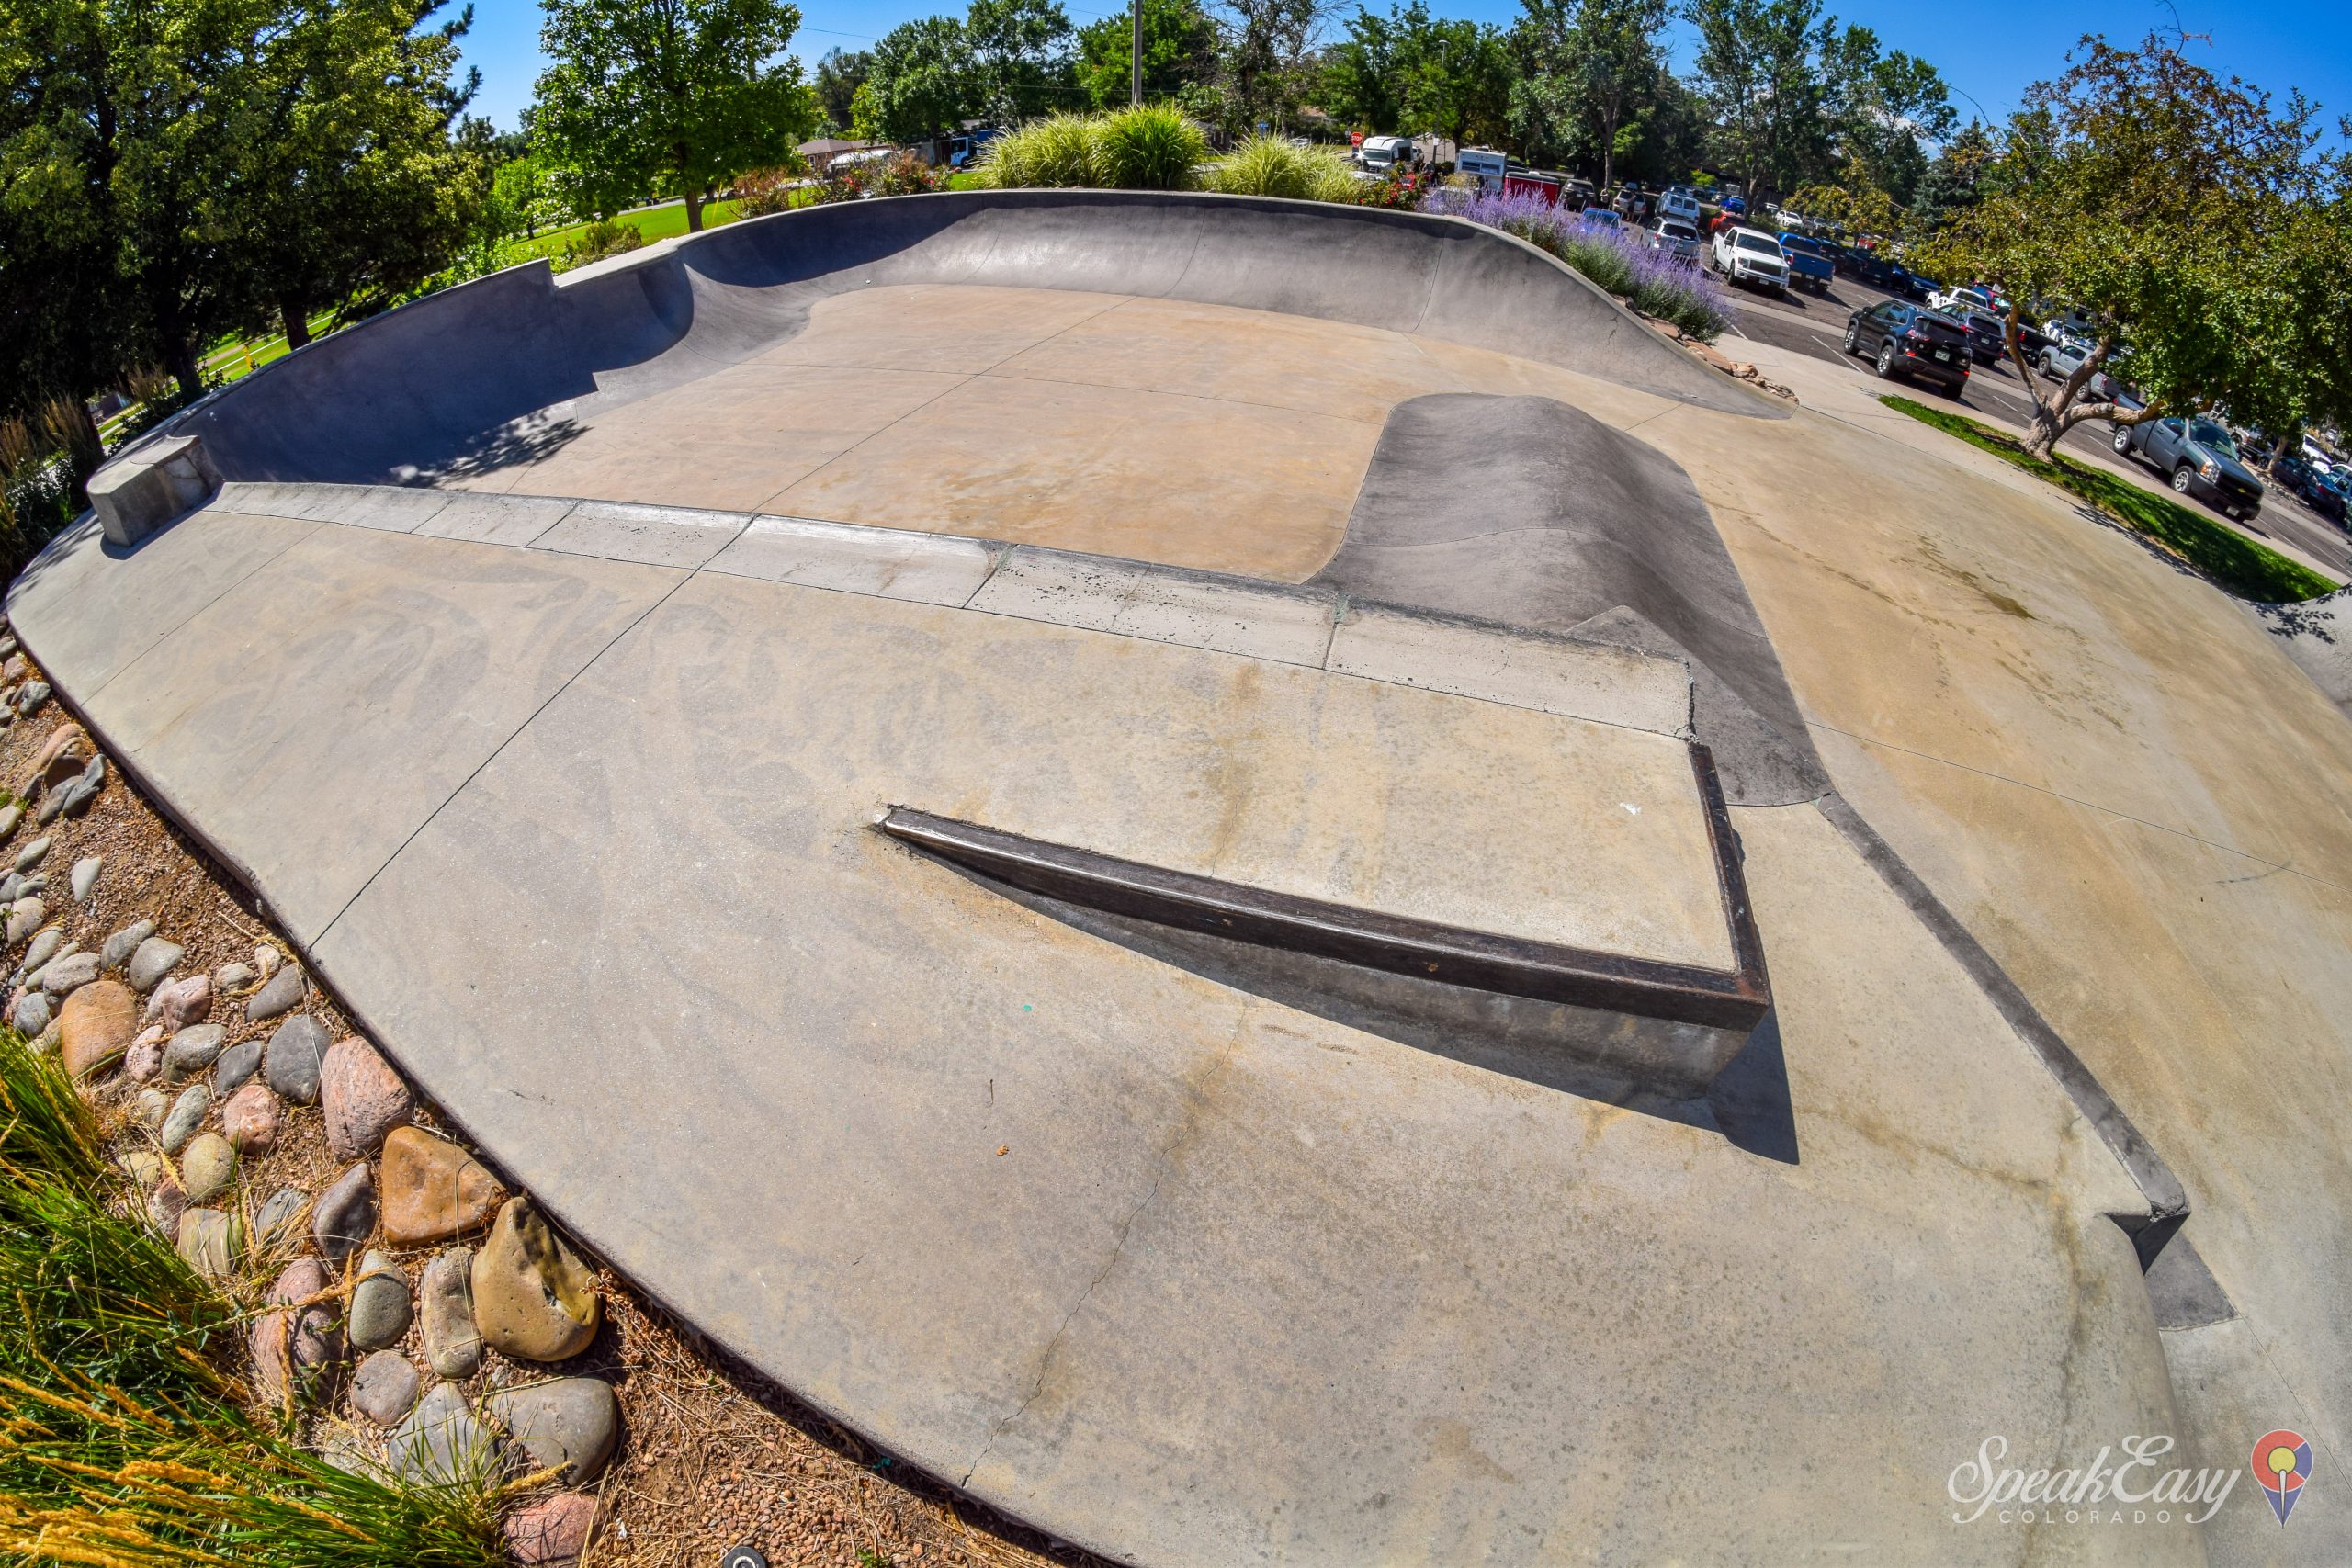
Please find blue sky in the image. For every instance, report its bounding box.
[455,0,2352,144]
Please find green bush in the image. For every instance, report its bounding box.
[1207,135,1361,203]
[1091,104,1209,190]
[980,113,1100,188]
[560,217,645,269]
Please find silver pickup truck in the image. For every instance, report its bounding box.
[2111,414,2267,521]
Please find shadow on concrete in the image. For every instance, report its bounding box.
[980,871,1802,1164]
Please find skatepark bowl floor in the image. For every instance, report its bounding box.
[18,190,2352,1566]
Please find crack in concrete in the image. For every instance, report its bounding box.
[958,1022,1248,1490]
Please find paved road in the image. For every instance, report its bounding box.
[1716,274,2352,583]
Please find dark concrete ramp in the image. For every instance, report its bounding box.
[1315,393,1828,805]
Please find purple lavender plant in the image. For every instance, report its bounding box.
[1422,186,1728,341]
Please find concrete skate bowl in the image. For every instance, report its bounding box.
[150,187,1782,493]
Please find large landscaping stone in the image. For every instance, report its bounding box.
[57,977,133,1079]
[380,1125,507,1245]
[313,1161,377,1265]
[10,991,50,1036]
[419,1247,483,1378]
[214,1036,264,1095]
[254,1258,340,1408]
[322,1035,413,1158]
[160,1022,228,1082]
[263,1014,329,1102]
[100,919,154,972]
[484,1377,619,1483]
[503,1491,601,1566]
[471,1197,600,1363]
[38,950,98,995]
[254,1186,309,1252]
[146,973,210,1029]
[125,936,184,993]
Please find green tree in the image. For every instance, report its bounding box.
[1323,2,1510,146]
[242,0,488,349]
[1906,118,1992,231]
[854,15,982,144]
[1681,0,1831,201]
[814,46,871,131]
[1211,0,1320,135]
[534,0,820,232]
[1510,0,1667,183]
[967,0,1073,123]
[1820,26,1950,203]
[1074,0,1218,108]
[1913,33,2352,461]
[1320,4,1407,131]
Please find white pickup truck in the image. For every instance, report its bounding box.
[1709,226,1788,293]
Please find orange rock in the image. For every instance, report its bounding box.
[379,1125,507,1246]
[18,722,90,796]
[58,979,136,1080]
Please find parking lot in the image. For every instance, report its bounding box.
[1713,268,2352,581]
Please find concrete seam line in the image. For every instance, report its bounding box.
[1815,790,2190,1260]
[309,563,702,950]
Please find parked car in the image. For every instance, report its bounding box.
[2277,457,2349,522]
[2111,415,2267,520]
[2316,471,2352,525]
[1773,232,1835,292]
[1647,217,1702,259]
[1721,194,1747,216]
[1659,186,1702,224]
[1928,285,1991,316]
[1840,300,1971,395]
[1957,310,2008,367]
[2036,335,2120,403]
[1710,226,1789,292]
[1579,207,1624,231]
[1357,134,1414,174]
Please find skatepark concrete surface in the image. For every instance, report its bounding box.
[17,192,2352,1564]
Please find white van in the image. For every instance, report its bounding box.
[1357,135,1413,174]
[1659,186,1701,223]
[1455,147,1525,192]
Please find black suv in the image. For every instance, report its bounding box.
[1842,301,1972,395]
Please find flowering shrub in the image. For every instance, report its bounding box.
[810,153,945,205]
[732,164,810,218]
[1349,167,1434,209]
[1421,187,1728,343]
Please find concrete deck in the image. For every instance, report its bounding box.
[21,191,2351,1564]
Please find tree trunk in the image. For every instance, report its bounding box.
[280,299,311,350]
[167,342,203,407]
[58,397,105,504]
[2022,402,2064,463]
[683,187,705,232]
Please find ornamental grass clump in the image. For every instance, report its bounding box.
[1422,186,1729,342]
[0,1030,524,1566]
[1090,104,1210,190]
[978,113,1101,188]
[1208,135,1361,203]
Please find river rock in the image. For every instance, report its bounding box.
[179,1132,237,1203]
[39,950,97,995]
[100,919,154,971]
[471,1197,600,1363]
[322,1037,413,1159]
[146,1175,187,1236]
[221,1080,281,1152]
[503,1493,601,1567]
[390,1382,499,1487]
[313,1161,376,1265]
[160,1022,228,1081]
[13,835,47,872]
[69,855,99,901]
[262,1014,328,1103]
[58,978,134,1079]
[214,960,254,993]
[214,1037,263,1095]
[124,1031,165,1082]
[352,1350,422,1427]
[350,1250,413,1351]
[6,896,46,945]
[254,943,282,982]
[175,1208,242,1280]
[485,1378,619,1483]
[11,990,50,1035]
[131,1087,168,1131]
[254,1258,340,1407]
[118,1147,166,1190]
[159,1083,210,1154]
[58,978,135,1079]
[126,936,183,994]
[20,924,62,974]
[254,1186,309,1251]
[420,1247,483,1378]
[245,964,307,1022]
[380,1126,507,1246]
[0,804,17,840]
[146,974,210,1029]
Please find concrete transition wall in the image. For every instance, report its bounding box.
[147,190,1783,487]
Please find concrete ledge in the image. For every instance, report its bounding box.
[88,434,221,547]
[707,514,997,606]
[529,501,751,570]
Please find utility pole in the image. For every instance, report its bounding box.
[1130,0,1142,105]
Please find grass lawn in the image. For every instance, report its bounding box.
[1880,394,2339,604]
[945,170,987,190]
[500,196,752,265]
